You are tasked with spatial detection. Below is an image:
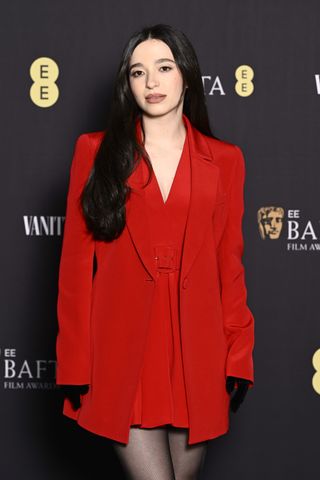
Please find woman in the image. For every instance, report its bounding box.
[56,23,255,480]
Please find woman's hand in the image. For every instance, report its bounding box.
[226,376,252,412]
[60,385,89,410]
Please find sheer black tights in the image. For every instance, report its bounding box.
[112,425,207,480]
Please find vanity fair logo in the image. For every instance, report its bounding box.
[23,215,65,235]
[1,347,58,390]
[257,207,320,251]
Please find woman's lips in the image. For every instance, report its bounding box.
[145,95,166,103]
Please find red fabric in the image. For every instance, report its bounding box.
[55,113,255,445]
[130,123,190,428]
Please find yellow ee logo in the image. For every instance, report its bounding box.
[312,349,320,394]
[235,65,254,97]
[29,57,59,107]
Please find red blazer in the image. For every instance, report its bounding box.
[55,113,255,445]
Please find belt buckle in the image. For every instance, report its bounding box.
[154,245,177,273]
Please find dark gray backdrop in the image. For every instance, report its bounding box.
[1,0,320,478]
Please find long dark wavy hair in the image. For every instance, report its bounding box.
[81,23,218,242]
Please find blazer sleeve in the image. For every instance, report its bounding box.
[217,145,255,387]
[55,134,95,385]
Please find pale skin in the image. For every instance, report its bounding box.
[129,38,188,204]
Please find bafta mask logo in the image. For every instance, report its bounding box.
[257,207,284,240]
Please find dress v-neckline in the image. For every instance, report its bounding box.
[152,133,187,206]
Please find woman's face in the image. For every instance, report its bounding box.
[128,38,186,117]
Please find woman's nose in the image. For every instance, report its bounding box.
[145,74,159,88]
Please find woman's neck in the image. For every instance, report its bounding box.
[140,112,186,149]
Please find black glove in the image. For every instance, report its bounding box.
[60,385,89,410]
[226,376,252,412]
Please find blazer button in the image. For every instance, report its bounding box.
[182,277,189,289]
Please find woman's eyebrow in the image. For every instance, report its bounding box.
[129,58,176,71]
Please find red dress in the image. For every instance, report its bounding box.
[130,129,191,428]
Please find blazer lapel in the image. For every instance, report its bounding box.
[126,113,220,283]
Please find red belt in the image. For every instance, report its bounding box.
[154,245,180,274]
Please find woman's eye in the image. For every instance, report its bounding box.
[130,66,173,78]
[130,70,143,78]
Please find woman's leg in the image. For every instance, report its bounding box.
[112,426,175,480]
[167,427,208,480]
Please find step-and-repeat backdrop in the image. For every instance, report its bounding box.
[1,1,319,478]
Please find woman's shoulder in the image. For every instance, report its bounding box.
[202,134,246,184]
[205,133,242,156]
[78,130,105,148]
[70,131,105,175]
[205,131,244,158]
